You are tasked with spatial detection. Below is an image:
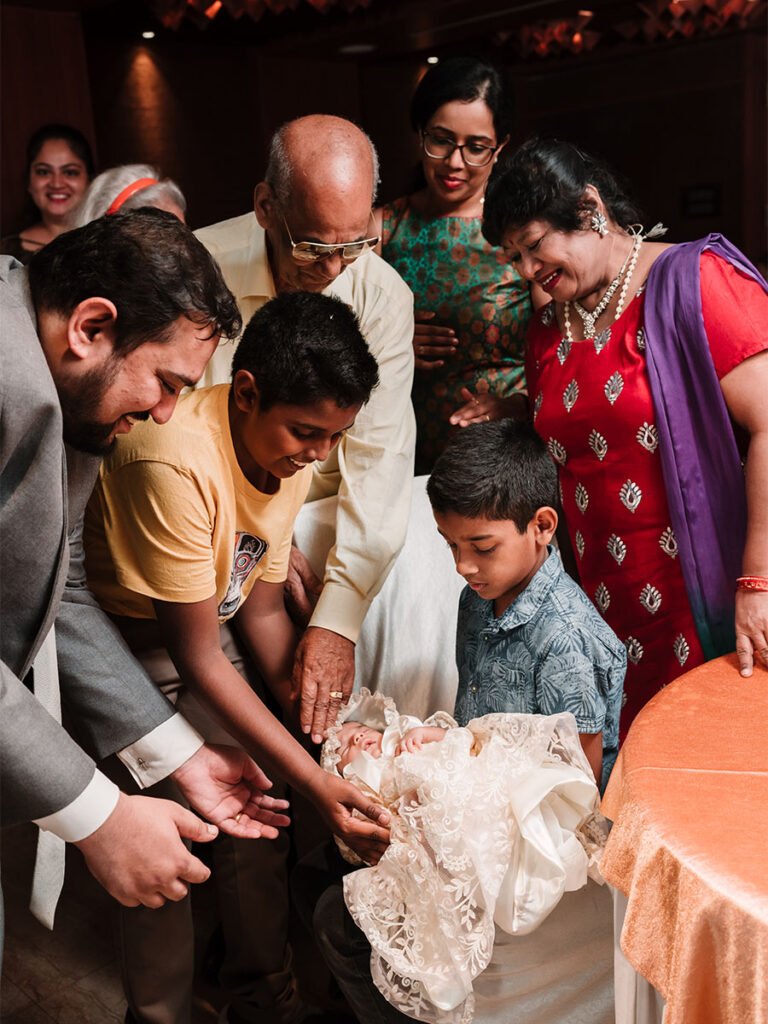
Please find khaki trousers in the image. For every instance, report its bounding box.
[113,620,302,1024]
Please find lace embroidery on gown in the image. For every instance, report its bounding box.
[322,691,609,1024]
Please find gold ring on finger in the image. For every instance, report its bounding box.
[329,690,344,700]
[235,812,243,824]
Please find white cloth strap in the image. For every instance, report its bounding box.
[29,625,66,930]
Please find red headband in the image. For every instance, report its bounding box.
[105,177,159,216]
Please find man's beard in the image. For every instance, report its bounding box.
[57,358,148,456]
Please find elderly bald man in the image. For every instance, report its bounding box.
[191,116,413,1023]
[197,116,415,743]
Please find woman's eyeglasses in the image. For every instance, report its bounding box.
[281,214,379,264]
[421,131,498,168]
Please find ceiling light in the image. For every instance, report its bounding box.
[338,43,376,54]
[142,30,155,39]
[427,55,439,64]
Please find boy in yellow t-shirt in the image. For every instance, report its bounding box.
[85,291,381,1024]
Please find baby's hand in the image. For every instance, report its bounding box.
[401,727,447,754]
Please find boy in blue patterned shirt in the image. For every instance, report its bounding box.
[427,419,625,791]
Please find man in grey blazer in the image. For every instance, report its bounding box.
[0,209,290,958]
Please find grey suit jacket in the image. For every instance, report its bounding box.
[0,257,179,825]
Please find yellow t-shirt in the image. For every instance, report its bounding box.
[85,384,311,622]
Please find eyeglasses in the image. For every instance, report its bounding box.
[281,213,379,264]
[421,130,498,168]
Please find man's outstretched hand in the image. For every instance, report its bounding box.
[75,793,217,908]
[172,743,290,839]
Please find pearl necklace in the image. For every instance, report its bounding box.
[612,233,643,320]
[572,242,634,339]
[564,233,643,344]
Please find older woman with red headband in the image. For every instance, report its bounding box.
[75,162,187,225]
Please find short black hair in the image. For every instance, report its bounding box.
[28,208,241,353]
[483,137,642,247]
[427,419,558,533]
[26,123,95,179]
[232,291,379,411]
[410,57,512,140]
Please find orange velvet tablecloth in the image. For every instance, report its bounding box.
[601,655,768,1024]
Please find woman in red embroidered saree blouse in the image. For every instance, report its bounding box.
[482,138,768,737]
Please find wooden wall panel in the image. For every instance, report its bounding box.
[1,6,95,237]
[255,53,362,141]
[83,42,364,230]
[741,32,767,264]
[359,33,765,259]
[85,35,265,230]
[361,57,425,205]
[513,34,751,251]
[2,7,763,259]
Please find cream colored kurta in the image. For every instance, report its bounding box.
[195,213,416,643]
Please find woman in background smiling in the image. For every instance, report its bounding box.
[2,123,94,263]
[374,58,534,474]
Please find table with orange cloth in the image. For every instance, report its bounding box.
[601,654,768,1024]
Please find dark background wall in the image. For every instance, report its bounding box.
[2,2,765,261]
[2,6,96,232]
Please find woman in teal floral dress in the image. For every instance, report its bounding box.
[375,58,534,473]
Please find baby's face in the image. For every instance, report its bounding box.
[336,721,384,772]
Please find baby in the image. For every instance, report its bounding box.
[323,690,608,1024]
[333,711,454,800]
[336,719,447,770]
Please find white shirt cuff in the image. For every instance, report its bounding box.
[117,714,204,788]
[310,581,369,644]
[33,769,120,843]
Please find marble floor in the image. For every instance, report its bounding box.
[1,822,347,1023]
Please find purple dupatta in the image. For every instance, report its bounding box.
[643,234,768,660]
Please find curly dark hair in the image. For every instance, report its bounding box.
[28,207,241,353]
[483,137,643,247]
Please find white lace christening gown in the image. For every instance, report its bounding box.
[341,711,608,1024]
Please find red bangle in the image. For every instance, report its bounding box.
[736,576,768,592]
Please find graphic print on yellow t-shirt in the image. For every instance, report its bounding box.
[84,385,311,622]
[220,532,268,618]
